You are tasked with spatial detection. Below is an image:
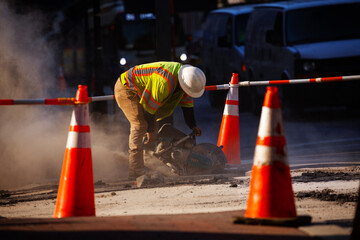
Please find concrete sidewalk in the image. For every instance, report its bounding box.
[0,210,312,240]
[0,210,356,240]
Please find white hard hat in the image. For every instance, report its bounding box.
[178,65,206,98]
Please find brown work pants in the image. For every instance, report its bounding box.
[114,78,146,177]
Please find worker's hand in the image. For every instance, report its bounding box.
[144,131,157,149]
[192,126,202,136]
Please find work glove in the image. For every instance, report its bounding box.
[192,126,202,136]
[143,131,158,150]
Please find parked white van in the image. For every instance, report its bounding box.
[245,0,360,114]
[201,5,254,109]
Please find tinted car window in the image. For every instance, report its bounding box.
[246,9,278,43]
[202,14,228,42]
[286,3,360,45]
[216,14,231,37]
[234,13,249,46]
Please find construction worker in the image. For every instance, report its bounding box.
[114,61,206,180]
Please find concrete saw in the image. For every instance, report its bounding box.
[144,124,227,176]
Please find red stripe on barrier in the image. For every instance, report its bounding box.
[69,125,90,132]
[309,78,317,83]
[322,76,343,82]
[44,99,59,105]
[269,80,289,85]
[45,98,75,105]
[225,100,238,105]
[0,99,14,105]
[205,85,218,91]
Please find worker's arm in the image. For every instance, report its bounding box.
[181,107,202,136]
[143,110,156,132]
[143,110,157,147]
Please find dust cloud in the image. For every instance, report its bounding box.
[0,1,129,189]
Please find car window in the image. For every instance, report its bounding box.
[286,3,360,45]
[216,14,231,38]
[223,16,233,46]
[246,9,278,44]
[234,13,249,46]
[271,12,284,46]
[202,14,228,43]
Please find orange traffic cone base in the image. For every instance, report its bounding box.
[217,73,240,164]
[245,161,296,219]
[54,149,95,217]
[236,86,311,226]
[53,85,95,218]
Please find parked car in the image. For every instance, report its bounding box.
[200,5,254,109]
[245,0,360,114]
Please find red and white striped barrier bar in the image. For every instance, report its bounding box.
[205,74,360,91]
[0,95,115,106]
[0,98,76,105]
[205,84,230,91]
[239,75,360,87]
[1,75,359,105]
[89,95,115,102]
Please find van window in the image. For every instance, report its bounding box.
[286,3,360,45]
[203,14,229,43]
[202,14,216,40]
[234,13,249,46]
[246,9,278,44]
[225,17,233,45]
[216,14,231,38]
[272,12,283,45]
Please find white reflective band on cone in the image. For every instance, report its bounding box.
[224,104,239,116]
[253,145,288,166]
[66,132,91,149]
[257,107,283,137]
[70,105,90,126]
[227,88,238,101]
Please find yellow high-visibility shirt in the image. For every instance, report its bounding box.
[120,61,193,120]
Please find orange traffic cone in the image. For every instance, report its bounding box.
[351,184,360,239]
[246,86,297,219]
[217,73,240,164]
[53,85,95,218]
[58,64,67,91]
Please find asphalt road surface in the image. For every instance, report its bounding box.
[173,91,360,169]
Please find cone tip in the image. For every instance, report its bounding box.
[263,86,280,108]
[230,73,239,84]
[266,86,277,93]
[75,85,89,103]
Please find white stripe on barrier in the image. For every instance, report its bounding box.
[218,84,230,90]
[66,132,91,148]
[91,95,114,102]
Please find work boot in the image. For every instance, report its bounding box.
[128,168,146,181]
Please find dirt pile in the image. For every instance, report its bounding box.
[292,166,360,182]
[295,188,358,203]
